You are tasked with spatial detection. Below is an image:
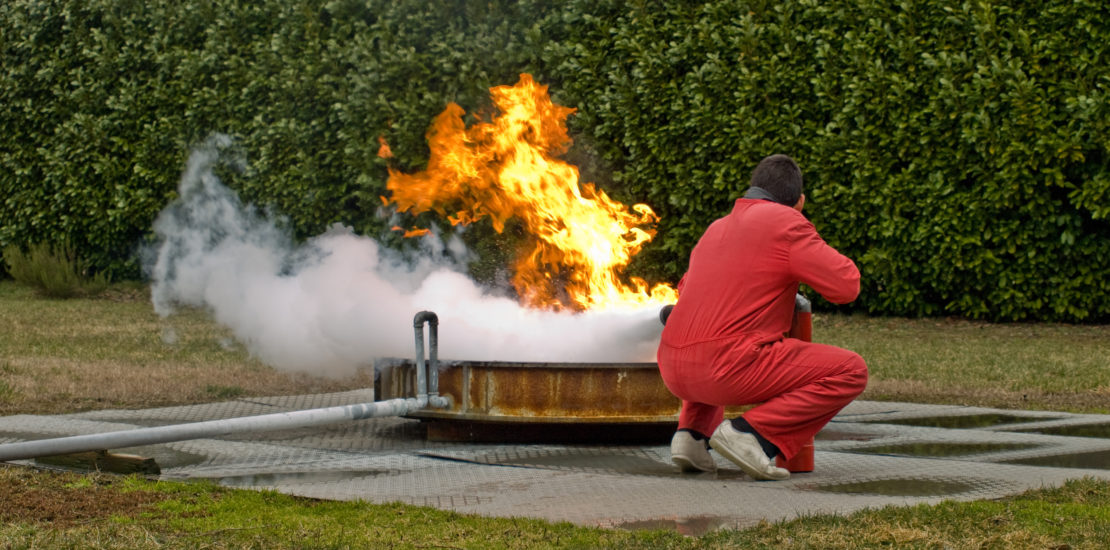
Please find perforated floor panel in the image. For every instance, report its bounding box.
[4,393,1110,535]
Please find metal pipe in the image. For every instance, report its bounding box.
[0,397,430,462]
[0,311,451,462]
[414,311,440,400]
[413,311,438,400]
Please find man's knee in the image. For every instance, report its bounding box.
[840,352,868,395]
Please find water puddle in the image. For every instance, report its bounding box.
[34,450,160,475]
[425,450,748,479]
[496,451,747,479]
[848,441,1041,458]
[815,478,976,497]
[815,428,880,442]
[216,469,396,488]
[1004,423,1110,439]
[862,413,1052,429]
[500,452,672,473]
[0,431,207,473]
[0,430,62,444]
[614,515,734,536]
[1000,450,1110,470]
[118,445,208,469]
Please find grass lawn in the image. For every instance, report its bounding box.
[2,280,1110,548]
[0,282,372,416]
[816,314,1110,413]
[3,465,1110,549]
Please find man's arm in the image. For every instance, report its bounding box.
[788,222,860,304]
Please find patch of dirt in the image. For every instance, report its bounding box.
[0,465,168,527]
[94,283,149,303]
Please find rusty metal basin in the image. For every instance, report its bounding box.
[376,360,713,443]
[381,297,809,442]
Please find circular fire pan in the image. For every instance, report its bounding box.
[377,360,703,443]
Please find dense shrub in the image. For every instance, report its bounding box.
[3,241,108,298]
[539,0,1110,321]
[0,0,549,279]
[1,0,1108,320]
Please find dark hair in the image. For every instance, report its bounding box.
[749,154,803,206]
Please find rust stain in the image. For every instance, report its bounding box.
[383,362,681,420]
[380,361,751,425]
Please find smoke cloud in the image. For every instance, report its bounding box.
[145,136,664,378]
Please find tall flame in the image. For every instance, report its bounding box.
[382,74,676,311]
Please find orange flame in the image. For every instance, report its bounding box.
[384,74,676,311]
[377,135,393,159]
[390,225,431,238]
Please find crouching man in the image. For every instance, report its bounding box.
[657,154,867,480]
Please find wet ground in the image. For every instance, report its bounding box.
[3,391,1110,535]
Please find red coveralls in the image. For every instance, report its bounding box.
[657,198,867,460]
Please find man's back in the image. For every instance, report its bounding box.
[661,198,858,348]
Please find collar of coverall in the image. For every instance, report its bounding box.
[742,186,791,206]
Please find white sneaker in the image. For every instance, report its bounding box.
[670,430,716,473]
[709,421,790,481]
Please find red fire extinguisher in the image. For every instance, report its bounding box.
[776,294,815,473]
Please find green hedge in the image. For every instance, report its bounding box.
[0,0,549,278]
[538,0,1110,321]
[2,0,1108,320]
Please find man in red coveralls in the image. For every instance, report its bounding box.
[657,154,866,480]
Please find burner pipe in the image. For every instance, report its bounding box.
[0,312,450,463]
[0,398,429,462]
[413,311,439,401]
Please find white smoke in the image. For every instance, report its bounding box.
[145,135,664,377]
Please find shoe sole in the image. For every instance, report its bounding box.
[672,454,715,473]
[709,436,789,481]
